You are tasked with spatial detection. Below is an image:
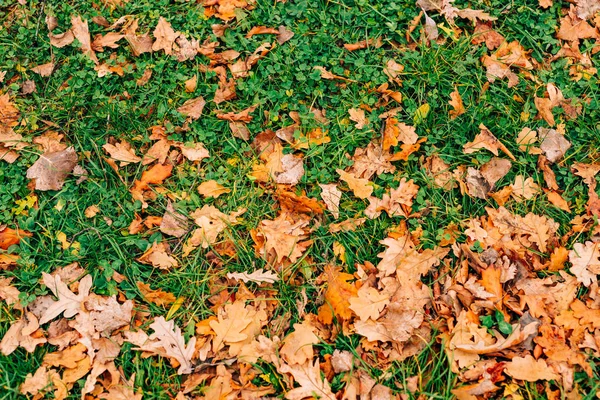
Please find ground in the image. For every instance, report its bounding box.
[1,0,600,399]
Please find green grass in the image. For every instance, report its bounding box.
[1,0,600,398]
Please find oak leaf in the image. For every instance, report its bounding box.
[136,282,177,306]
[504,355,558,381]
[337,169,373,199]
[279,360,335,400]
[539,128,571,163]
[569,241,600,287]
[209,301,254,352]
[152,17,178,55]
[145,317,196,375]
[255,213,310,263]
[319,184,342,219]
[318,265,357,323]
[39,273,92,324]
[26,147,78,191]
[280,320,319,365]
[0,312,46,355]
[349,286,390,321]
[376,235,448,280]
[226,269,279,284]
[510,175,539,201]
[348,108,368,129]
[448,88,466,119]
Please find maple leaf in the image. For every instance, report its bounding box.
[279,360,335,400]
[569,241,600,287]
[143,317,196,375]
[26,147,78,191]
[39,273,92,325]
[226,269,280,284]
[280,320,320,365]
[504,355,558,381]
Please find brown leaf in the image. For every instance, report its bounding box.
[226,269,279,284]
[539,128,571,163]
[546,190,571,212]
[343,38,382,51]
[448,88,466,119]
[279,360,334,400]
[178,142,209,162]
[26,147,78,191]
[319,184,341,219]
[49,30,75,48]
[103,141,141,166]
[471,21,504,50]
[318,265,357,323]
[136,69,152,86]
[71,16,98,63]
[229,121,250,140]
[245,26,279,38]
[39,274,92,324]
[160,202,189,238]
[177,96,206,120]
[142,139,170,165]
[557,12,598,42]
[510,175,540,201]
[280,320,320,365]
[0,312,46,355]
[138,242,178,269]
[277,25,294,44]
[91,32,123,52]
[184,75,197,93]
[152,17,179,55]
[504,355,558,381]
[463,124,515,160]
[31,62,55,77]
[216,104,258,122]
[348,108,368,129]
[569,241,600,287]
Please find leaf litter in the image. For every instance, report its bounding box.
[1,0,600,399]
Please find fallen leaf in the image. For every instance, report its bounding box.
[71,16,98,63]
[449,88,466,119]
[184,75,197,93]
[569,241,600,287]
[177,96,206,120]
[197,180,230,198]
[510,175,540,201]
[349,108,368,129]
[142,316,196,374]
[349,286,390,321]
[319,184,342,219]
[26,147,78,191]
[539,128,571,163]
[152,17,179,55]
[277,25,294,44]
[103,141,142,166]
[504,355,558,381]
[136,282,177,306]
[84,205,100,218]
[279,360,335,400]
[31,62,55,77]
[160,202,189,238]
[178,142,210,162]
[39,274,92,325]
[280,320,320,365]
[337,169,373,199]
[463,124,515,160]
[226,269,280,284]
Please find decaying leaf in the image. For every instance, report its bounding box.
[227,269,280,284]
[26,147,78,191]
